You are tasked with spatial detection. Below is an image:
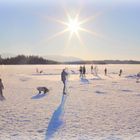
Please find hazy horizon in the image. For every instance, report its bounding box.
[0,0,140,60]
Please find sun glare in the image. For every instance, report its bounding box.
[43,11,102,47]
[67,18,80,34]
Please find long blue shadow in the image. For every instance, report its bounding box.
[31,93,47,99]
[45,95,67,140]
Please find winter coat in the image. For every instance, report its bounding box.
[61,70,68,82]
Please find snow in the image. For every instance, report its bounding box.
[0,64,140,140]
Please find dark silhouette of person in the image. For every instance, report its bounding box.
[91,65,93,74]
[61,68,68,95]
[83,65,86,77]
[119,69,122,76]
[104,68,107,76]
[136,72,140,83]
[0,78,5,100]
[79,66,82,78]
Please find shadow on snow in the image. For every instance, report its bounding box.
[31,93,47,99]
[45,94,67,140]
[80,77,89,84]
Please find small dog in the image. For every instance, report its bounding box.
[37,87,49,94]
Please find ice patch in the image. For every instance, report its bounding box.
[19,77,30,82]
[91,75,103,80]
[80,78,89,84]
[102,135,122,140]
[95,91,106,94]
[121,89,133,92]
[125,74,137,79]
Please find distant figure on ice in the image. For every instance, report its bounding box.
[36,68,39,73]
[61,68,68,95]
[0,78,5,100]
[82,65,86,77]
[36,68,43,74]
[119,69,123,76]
[79,66,83,78]
[136,72,140,83]
[91,65,93,74]
[93,66,98,76]
[104,68,107,76]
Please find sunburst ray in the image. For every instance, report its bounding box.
[79,11,103,25]
[44,29,69,43]
[75,32,85,48]
[79,27,103,38]
[65,32,73,48]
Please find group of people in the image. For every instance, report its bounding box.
[80,65,123,77]
[61,65,123,95]
[79,65,86,78]
[0,67,139,100]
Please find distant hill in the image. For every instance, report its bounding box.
[43,55,82,62]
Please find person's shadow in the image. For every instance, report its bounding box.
[0,95,5,101]
[45,94,67,140]
[31,93,47,99]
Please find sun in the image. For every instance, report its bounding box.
[43,11,102,46]
[67,18,80,34]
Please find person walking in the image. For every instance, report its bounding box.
[0,78,4,100]
[94,66,98,76]
[136,72,140,83]
[104,68,107,76]
[119,69,122,76]
[83,65,86,77]
[79,66,83,78]
[61,68,68,95]
[91,65,93,74]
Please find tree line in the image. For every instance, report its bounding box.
[64,60,140,64]
[0,55,60,65]
[0,55,140,65]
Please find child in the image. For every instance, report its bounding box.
[0,78,4,100]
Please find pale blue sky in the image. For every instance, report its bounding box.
[0,0,140,60]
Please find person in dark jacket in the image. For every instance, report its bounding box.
[61,68,68,95]
[119,69,123,76]
[104,68,107,76]
[79,66,83,78]
[0,78,4,100]
[91,65,93,74]
[136,72,140,83]
[83,65,86,77]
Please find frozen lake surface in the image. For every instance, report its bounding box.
[0,64,140,140]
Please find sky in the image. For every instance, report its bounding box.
[0,0,140,60]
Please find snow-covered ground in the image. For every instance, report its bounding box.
[0,64,140,140]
